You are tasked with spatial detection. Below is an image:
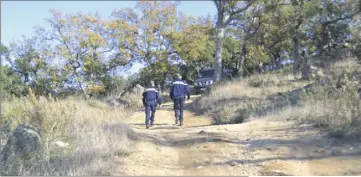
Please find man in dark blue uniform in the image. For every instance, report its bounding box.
[170,74,190,126]
[142,80,161,129]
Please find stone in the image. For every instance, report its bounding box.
[198,130,206,134]
[0,124,42,175]
[54,141,69,148]
[106,98,131,107]
[230,161,238,166]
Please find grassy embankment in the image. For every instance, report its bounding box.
[193,58,361,139]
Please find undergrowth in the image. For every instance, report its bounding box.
[0,89,139,175]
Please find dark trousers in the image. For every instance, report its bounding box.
[173,96,185,122]
[145,101,156,125]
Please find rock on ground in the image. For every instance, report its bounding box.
[106,98,132,107]
[0,124,42,175]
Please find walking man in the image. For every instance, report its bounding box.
[170,74,190,126]
[142,80,162,129]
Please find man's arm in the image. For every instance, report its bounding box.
[170,84,174,100]
[185,84,190,100]
[156,91,162,105]
[142,91,146,105]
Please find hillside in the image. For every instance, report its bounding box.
[1,58,361,175]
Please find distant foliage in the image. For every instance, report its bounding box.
[1,0,361,98]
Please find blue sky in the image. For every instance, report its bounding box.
[1,1,216,76]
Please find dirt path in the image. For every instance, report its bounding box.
[116,96,361,176]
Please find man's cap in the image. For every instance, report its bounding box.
[150,80,155,87]
[175,73,182,79]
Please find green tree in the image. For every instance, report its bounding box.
[6,37,59,96]
[167,15,215,80]
[0,43,8,56]
[351,15,361,60]
[102,75,126,97]
[0,65,27,99]
[222,35,241,70]
[1,44,27,99]
[308,0,360,58]
[213,0,258,82]
[111,1,181,85]
[36,10,136,96]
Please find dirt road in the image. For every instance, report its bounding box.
[116,96,361,176]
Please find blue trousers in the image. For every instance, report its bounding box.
[173,96,185,122]
[145,101,156,124]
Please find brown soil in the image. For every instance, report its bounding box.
[115,96,361,176]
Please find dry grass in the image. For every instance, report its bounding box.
[193,72,309,124]
[193,58,361,138]
[300,88,361,138]
[0,89,138,175]
[121,90,144,109]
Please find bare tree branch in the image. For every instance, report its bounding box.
[225,0,258,26]
[322,11,361,27]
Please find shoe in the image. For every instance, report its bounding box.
[179,121,183,127]
[146,124,149,129]
[150,121,154,127]
[175,119,178,125]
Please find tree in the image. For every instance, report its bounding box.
[167,15,215,80]
[281,0,360,77]
[1,44,27,99]
[0,65,27,99]
[102,75,126,97]
[0,43,8,56]
[36,10,136,96]
[228,2,264,75]
[111,1,182,86]
[6,36,58,96]
[213,0,258,82]
[222,35,241,70]
[351,14,361,60]
[308,0,361,58]
[255,2,291,70]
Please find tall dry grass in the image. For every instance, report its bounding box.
[1,89,138,175]
[193,58,361,138]
[193,72,309,124]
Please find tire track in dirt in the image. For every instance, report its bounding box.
[116,96,361,176]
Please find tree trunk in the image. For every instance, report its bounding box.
[258,62,263,74]
[272,53,281,69]
[214,12,225,83]
[292,36,301,77]
[238,42,247,76]
[271,55,276,70]
[300,51,312,80]
[276,53,281,69]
